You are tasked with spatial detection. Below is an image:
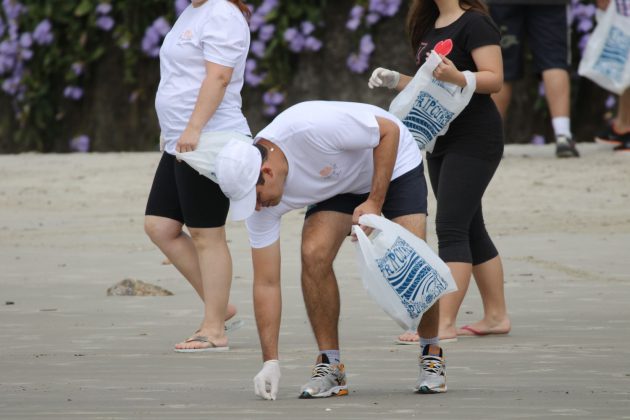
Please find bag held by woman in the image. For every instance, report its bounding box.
[389,45,476,152]
[353,214,457,331]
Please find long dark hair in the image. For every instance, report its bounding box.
[228,0,252,20]
[406,0,489,51]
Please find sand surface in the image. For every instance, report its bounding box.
[1,144,629,419]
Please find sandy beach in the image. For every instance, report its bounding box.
[1,144,629,419]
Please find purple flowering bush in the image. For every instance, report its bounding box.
[1,0,609,151]
[0,0,174,151]
[245,0,325,114]
[345,0,401,73]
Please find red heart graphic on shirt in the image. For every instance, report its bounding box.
[434,39,453,56]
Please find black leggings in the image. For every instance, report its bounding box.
[427,153,500,265]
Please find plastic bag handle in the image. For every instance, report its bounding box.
[424,52,476,97]
[460,71,476,97]
[352,224,374,262]
[357,213,394,232]
[424,51,443,73]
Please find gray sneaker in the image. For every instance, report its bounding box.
[415,346,447,394]
[299,354,348,399]
[555,135,580,158]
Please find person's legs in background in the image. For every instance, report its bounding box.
[542,68,576,157]
[144,216,238,338]
[529,4,579,157]
[457,206,510,336]
[489,4,523,121]
[427,153,504,339]
[145,154,238,351]
[396,154,508,343]
[596,88,630,151]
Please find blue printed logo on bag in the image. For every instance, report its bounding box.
[594,27,630,83]
[402,92,454,149]
[375,237,449,318]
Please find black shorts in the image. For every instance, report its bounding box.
[490,4,571,80]
[305,163,428,220]
[145,152,229,228]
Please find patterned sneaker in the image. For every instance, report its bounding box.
[299,354,348,399]
[415,345,447,394]
[555,135,580,158]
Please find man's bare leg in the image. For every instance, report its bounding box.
[542,69,570,119]
[300,211,352,352]
[543,69,579,157]
[391,214,438,340]
[390,214,439,341]
[393,213,447,393]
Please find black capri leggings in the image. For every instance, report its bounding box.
[427,153,500,265]
[145,152,229,228]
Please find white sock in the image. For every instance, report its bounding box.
[320,350,340,364]
[552,117,572,139]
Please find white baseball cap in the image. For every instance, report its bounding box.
[216,139,262,221]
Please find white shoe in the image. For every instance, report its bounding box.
[414,346,447,394]
[299,354,348,399]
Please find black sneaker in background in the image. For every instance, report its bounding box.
[614,141,630,153]
[555,135,580,158]
[595,124,630,146]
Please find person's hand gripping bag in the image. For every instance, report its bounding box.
[175,131,253,183]
[352,214,457,331]
[389,39,476,152]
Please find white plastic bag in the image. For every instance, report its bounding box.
[389,50,476,152]
[578,2,630,95]
[352,214,457,331]
[175,131,253,183]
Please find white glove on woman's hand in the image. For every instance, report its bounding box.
[368,67,400,89]
[253,360,281,400]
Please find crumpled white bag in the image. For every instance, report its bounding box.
[174,131,253,183]
[389,50,476,152]
[578,2,630,95]
[353,214,457,331]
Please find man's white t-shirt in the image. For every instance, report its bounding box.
[155,0,251,155]
[246,101,423,249]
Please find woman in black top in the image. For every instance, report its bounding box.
[369,0,511,343]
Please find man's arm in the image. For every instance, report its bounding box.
[352,116,400,224]
[252,240,282,361]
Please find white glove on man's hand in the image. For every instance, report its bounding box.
[253,360,281,400]
[368,67,400,89]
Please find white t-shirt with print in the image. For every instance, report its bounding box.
[155,0,251,155]
[246,101,422,249]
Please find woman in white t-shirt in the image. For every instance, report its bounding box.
[144,0,251,352]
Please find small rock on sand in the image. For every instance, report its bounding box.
[107,278,173,296]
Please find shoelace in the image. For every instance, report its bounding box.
[421,355,443,375]
[311,363,334,378]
